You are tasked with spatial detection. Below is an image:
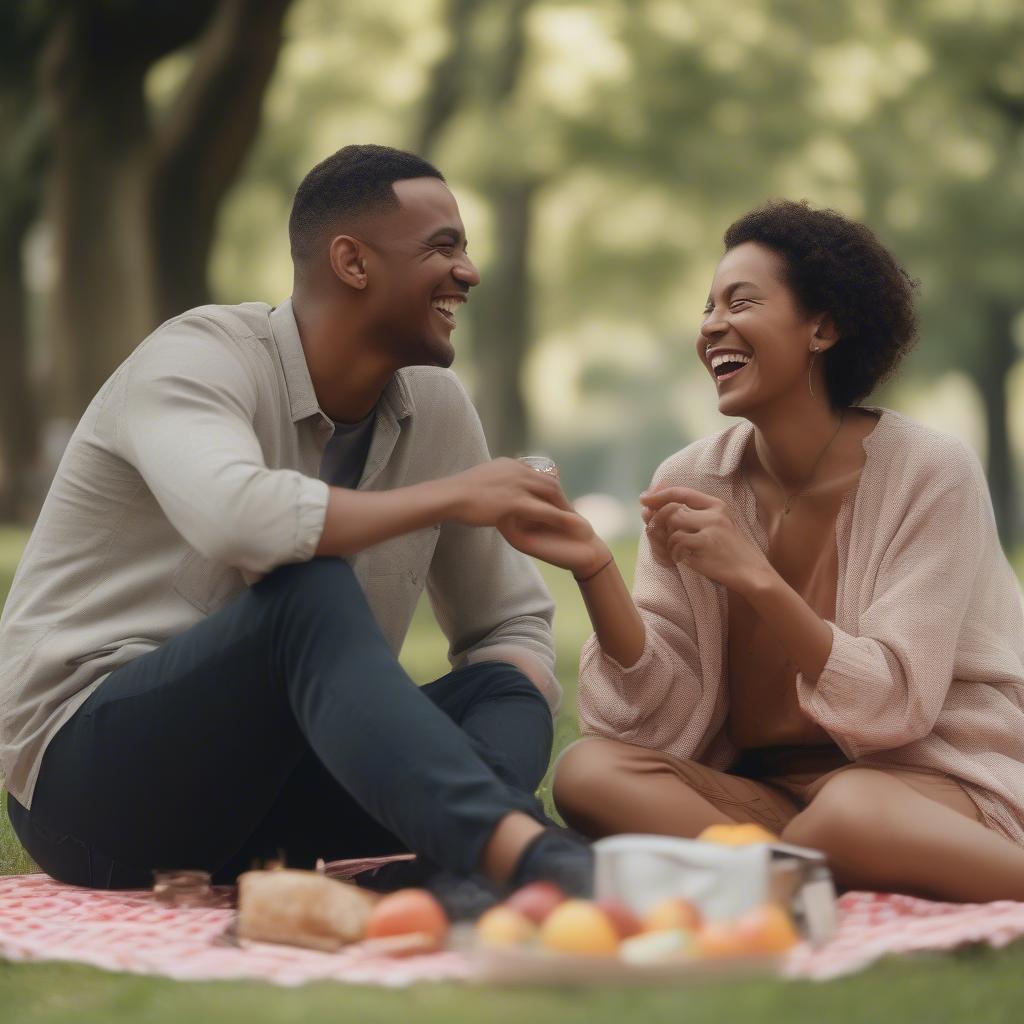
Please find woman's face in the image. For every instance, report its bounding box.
[696,241,822,418]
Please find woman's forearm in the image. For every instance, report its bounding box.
[577,556,647,669]
[743,567,834,681]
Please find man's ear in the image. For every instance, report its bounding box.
[812,314,839,352]
[328,235,368,289]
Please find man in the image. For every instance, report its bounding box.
[1,145,597,900]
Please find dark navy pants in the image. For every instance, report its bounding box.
[7,558,553,887]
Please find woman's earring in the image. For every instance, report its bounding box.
[808,346,819,397]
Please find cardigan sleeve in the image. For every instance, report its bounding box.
[577,473,709,754]
[796,461,988,758]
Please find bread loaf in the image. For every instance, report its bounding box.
[237,869,377,951]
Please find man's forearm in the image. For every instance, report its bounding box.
[315,479,455,557]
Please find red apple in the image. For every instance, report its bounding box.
[595,898,643,940]
[505,881,566,925]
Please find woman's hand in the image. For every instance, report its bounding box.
[498,505,611,579]
[640,486,774,596]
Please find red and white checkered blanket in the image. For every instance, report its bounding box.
[1,870,1022,986]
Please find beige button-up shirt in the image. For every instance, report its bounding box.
[0,300,557,808]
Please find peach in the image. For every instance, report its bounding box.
[642,896,703,933]
[595,898,643,940]
[696,920,751,959]
[475,905,538,947]
[734,903,800,953]
[364,888,448,944]
[505,880,566,925]
[538,899,620,957]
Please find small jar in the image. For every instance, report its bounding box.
[152,869,214,907]
[518,455,559,478]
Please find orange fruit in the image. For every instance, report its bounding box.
[475,905,537,947]
[734,903,800,953]
[697,823,779,847]
[364,888,448,943]
[538,899,620,957]
[642,897,703,933]
[696,920,751,959]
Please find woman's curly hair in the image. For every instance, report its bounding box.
[723,200,918,409]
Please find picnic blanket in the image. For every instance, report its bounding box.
[2,870,1023,987]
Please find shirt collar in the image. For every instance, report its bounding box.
[269,298,320,422]
[269,297,415,425]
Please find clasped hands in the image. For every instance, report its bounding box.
[451,458,610,578]
[640,486,773,597]
[456,459,773,595]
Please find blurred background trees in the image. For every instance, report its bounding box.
[1,0,1022,545]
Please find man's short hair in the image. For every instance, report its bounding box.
[288,144,445,264]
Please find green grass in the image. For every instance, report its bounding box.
[3,946,1024,1024]
[2,526,1024,1020]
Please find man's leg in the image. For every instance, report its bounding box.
[12,559,550,887]
[213,660,553,882]
[419,662,553,797]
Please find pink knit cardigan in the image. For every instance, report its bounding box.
[578,408,1024,844]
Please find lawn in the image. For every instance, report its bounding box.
[2,526,1024,1022]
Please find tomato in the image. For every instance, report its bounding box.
[364,888,449,943]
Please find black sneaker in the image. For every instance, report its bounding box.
[507,827,594,898]
[355,858,500,922]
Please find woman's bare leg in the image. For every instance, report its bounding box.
[552,737,798,838]
[781,768,1024,901]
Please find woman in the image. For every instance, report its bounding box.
[500,200,1024,901]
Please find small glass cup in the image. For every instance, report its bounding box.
[518,455,559,478]
[152,869,214,907]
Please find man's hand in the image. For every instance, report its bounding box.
[446,458,576,530]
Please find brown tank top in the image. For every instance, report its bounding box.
[725,415,876,751]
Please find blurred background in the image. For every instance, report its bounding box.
[1,0,1023,577]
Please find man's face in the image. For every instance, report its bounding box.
[358,177,480,368]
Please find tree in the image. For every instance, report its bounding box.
[845,1,1024,544]
[0,6,49,519]
[416,0,538,457]
[40,0,293,417]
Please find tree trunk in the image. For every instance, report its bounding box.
[0,216,39,520]
[472,179,534,456]
[149,0,292,320]
[41,1,292,417]
[42,11,154,417]
[0,56,46,520]
[413,0,476,157]
[971,301,1019,549]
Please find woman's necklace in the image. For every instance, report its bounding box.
[753,412,846,516]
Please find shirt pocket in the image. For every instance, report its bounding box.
[364,525,441,589]
[172,549,247,615]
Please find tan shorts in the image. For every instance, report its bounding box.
[565,739,983,835]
